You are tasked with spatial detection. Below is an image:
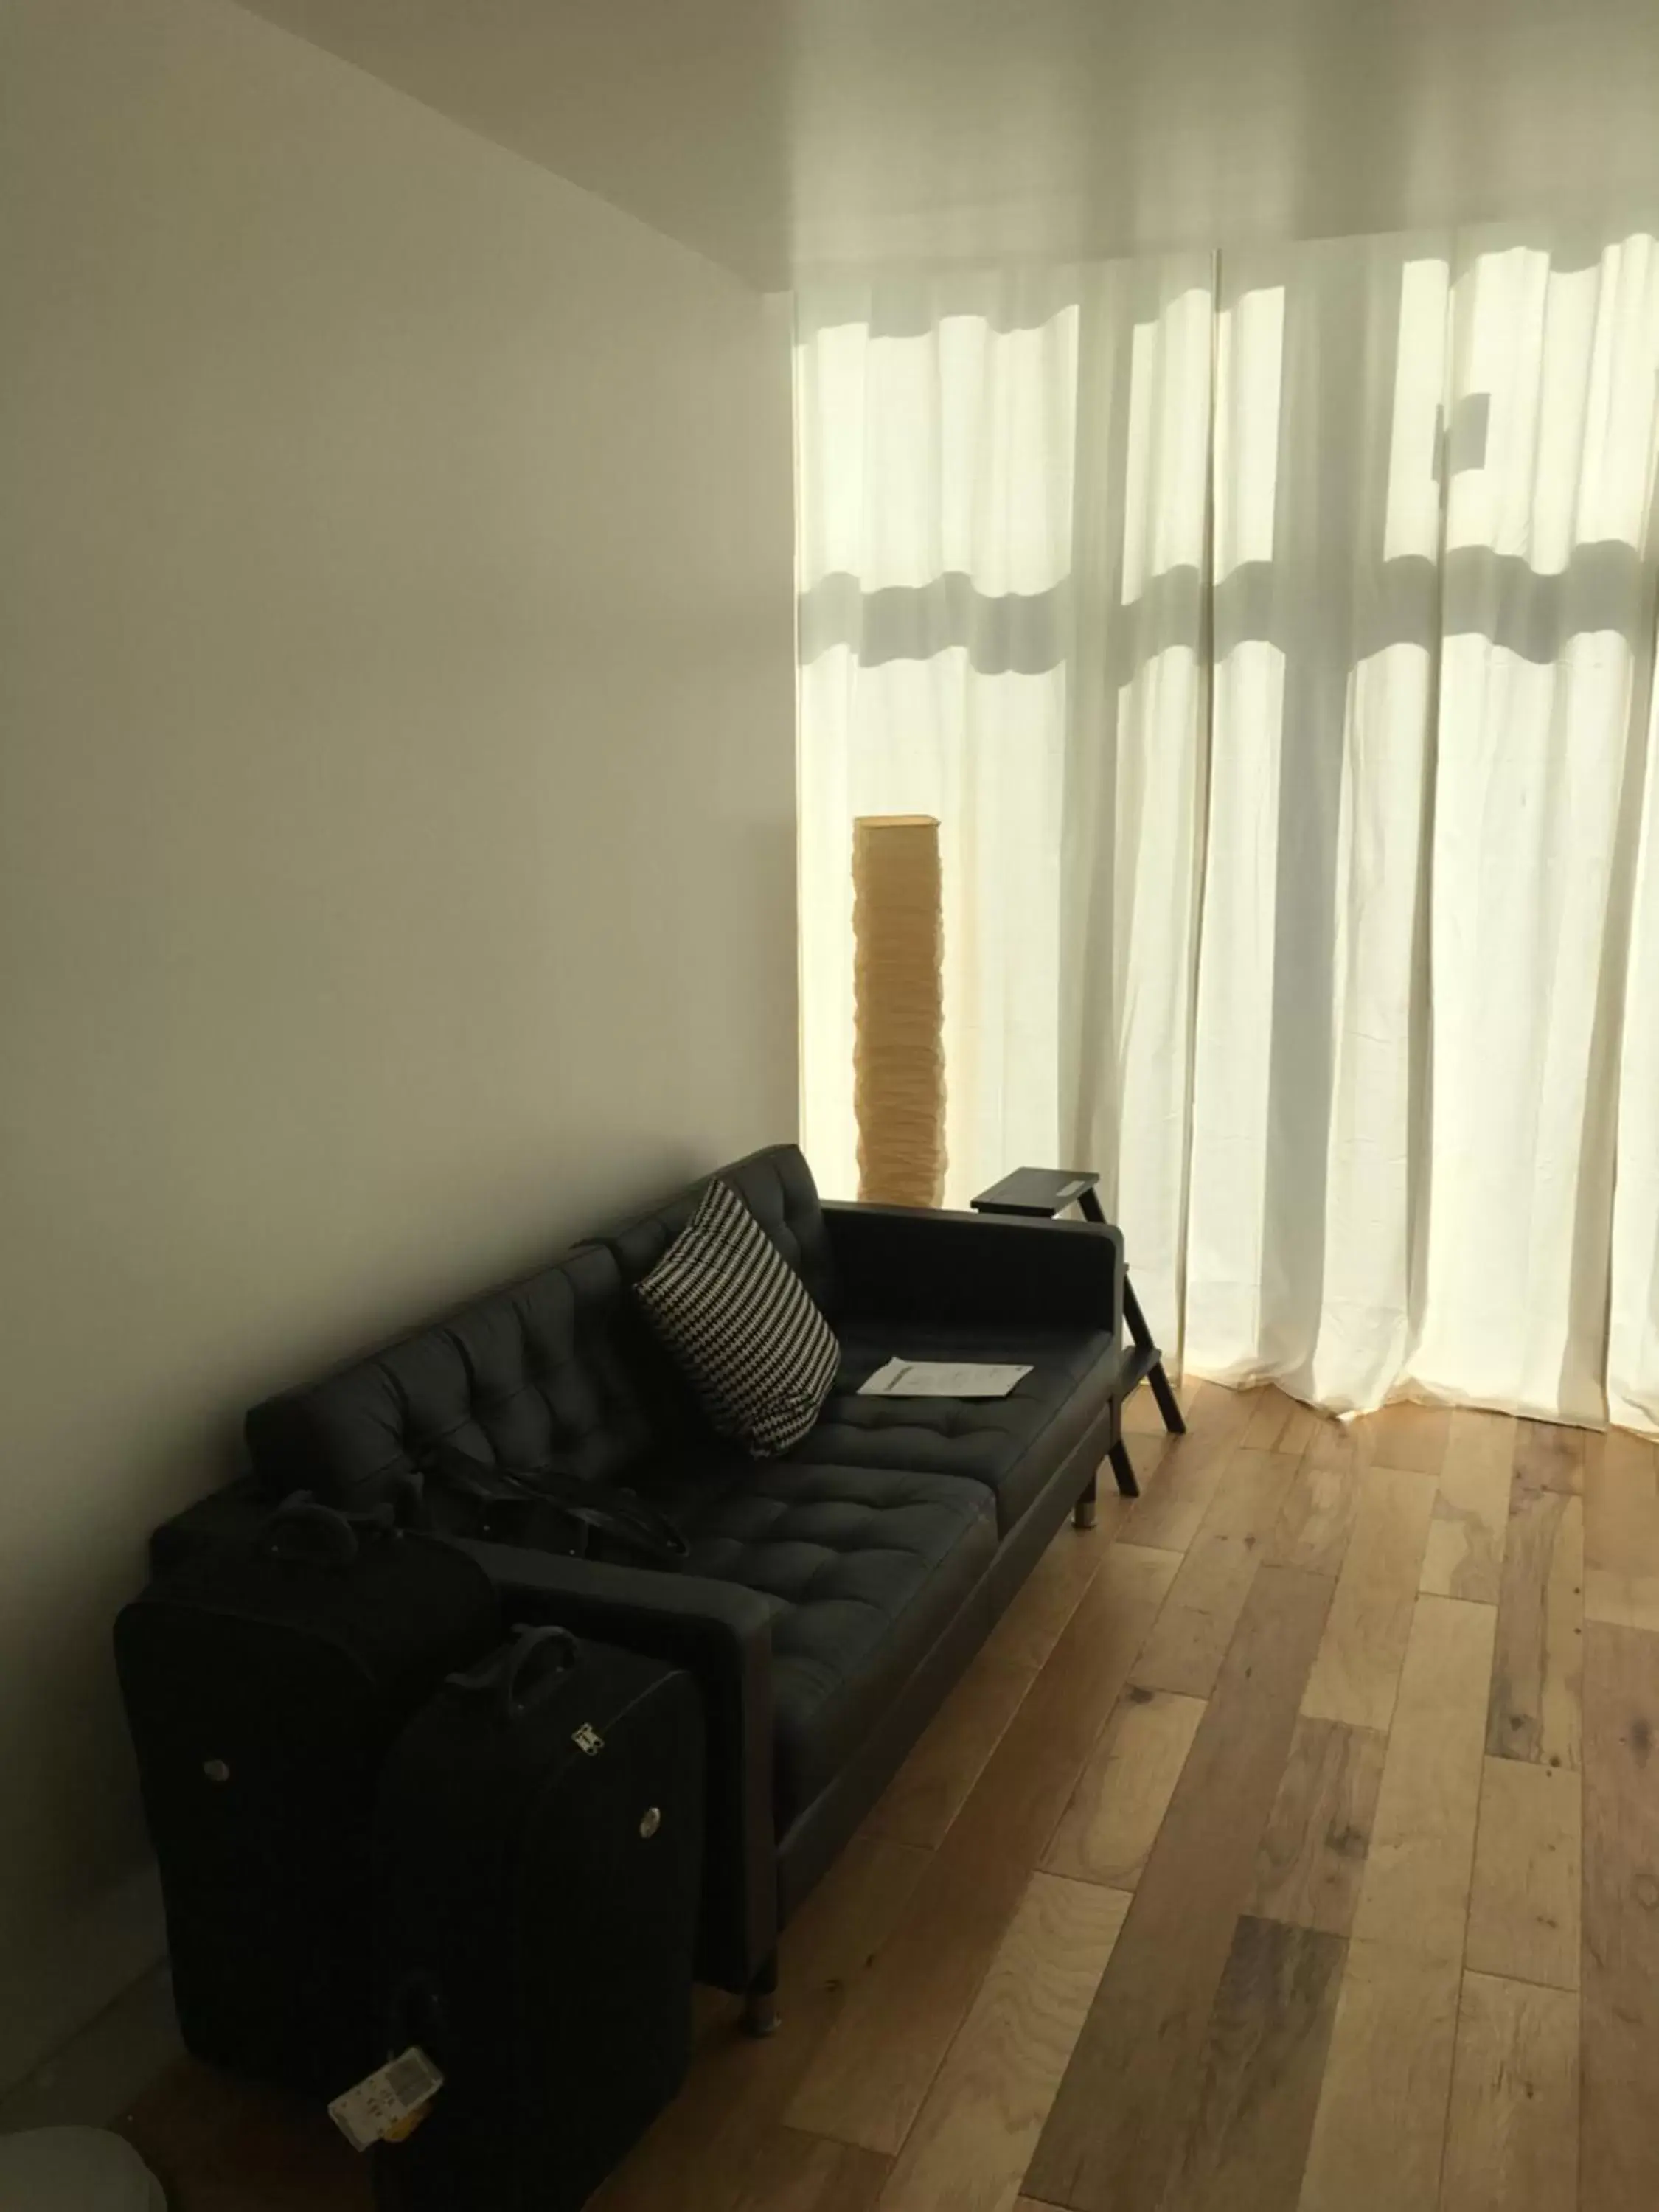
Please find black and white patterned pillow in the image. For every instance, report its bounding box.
[633,1178,840,1458]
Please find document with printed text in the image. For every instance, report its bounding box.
[858,1359,1032,1399]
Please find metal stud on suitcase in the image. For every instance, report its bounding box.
[371,1626,704,2212]
[114,1496,501,2093]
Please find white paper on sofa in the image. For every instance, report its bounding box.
[858,1359,1032,1399]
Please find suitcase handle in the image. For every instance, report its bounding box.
[258,1494,399,1567]
[451,1625,579,1723]
[259,1496,363,1566]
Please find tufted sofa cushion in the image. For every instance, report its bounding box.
[600,1144,839,1316]
[244,1147,838,1512]
[244,1243,693,1508]
[629,1456,997,1825]
[792,1321,1130,1534]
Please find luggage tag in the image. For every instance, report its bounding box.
[329,2047,445,2151]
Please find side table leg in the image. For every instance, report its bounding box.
[1147,1363,1186,1437]
[1046,1184,1186,1439]
[1119,1275,1186,1437]
[1107,1440,1140,1498]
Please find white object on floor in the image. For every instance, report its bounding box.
[859,1358,1031,1398]
[0,2127,165,2210]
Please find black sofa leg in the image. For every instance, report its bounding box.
[1074,1472,1098,1531]
[742,1952,780,2039]
[1108,1439,1140,1499]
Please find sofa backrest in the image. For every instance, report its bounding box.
[600,1143,837,1310]
[243,1144,832,1509]
[243,1242,670,1509]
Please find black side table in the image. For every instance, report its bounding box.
[970,1168,1187,1498]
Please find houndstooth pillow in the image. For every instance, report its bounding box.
[633,1178,840,1457]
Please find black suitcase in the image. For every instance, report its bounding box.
[114,1495,501,2093]
[372,1626,704,2212]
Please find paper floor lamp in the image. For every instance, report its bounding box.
[852,815,946,1206]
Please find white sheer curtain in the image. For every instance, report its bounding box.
[796,270,1082,1210]
[796,225,1659,1432]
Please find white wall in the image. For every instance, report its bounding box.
[0,0,796,2083]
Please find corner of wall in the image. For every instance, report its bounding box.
[0,1865,167,2101]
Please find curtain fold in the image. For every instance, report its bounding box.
[1184,234,1449,1406]
[1610,655,1659,1432]
[1058,255,1215,1372]
[796,221,1659,1433]
[1412,232,1659,1423]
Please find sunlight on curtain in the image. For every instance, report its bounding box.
[796,224,1659,1432]
[1183,270,1289,1374]
[1414,233,1659,1422]
[1057,259,1215,1357]
[1610,660,1659,1432]
[796,274,1079,1207]
[1187,235,1450,1407]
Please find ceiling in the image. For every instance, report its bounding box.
[237,0,1659,289]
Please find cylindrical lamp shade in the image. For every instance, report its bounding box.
[852,815,946,1207]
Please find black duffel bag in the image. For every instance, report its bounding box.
[410,1437,690,1570]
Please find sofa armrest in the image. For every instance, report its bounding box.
[455,1541,778,1992]
[822,1201,1124,1335]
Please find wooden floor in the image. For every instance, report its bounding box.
[122,1382,1659,2212]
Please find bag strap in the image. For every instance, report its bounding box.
[420,1439,689,1567]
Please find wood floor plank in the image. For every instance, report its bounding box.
[113,1394,1610,2212]
[1438,1972,1578,2212]
[1304,1416,1364,1472]
[864,1646,1036,1850]
[877,1874,1130,2212]
[1486,1484,1583,1771]
[120,2065,369,2212]
[1358,1399,1452,1475]
[1585,1427,1659,1632]
[1246,1715,1388,1936]
[1513,1421,1585,1497]
[1156,1916,1346,2212]
[1024,1565,1334,2212]
[1464,1757,1580,1989]
[1582,1618,1659,2212]
[1266,1443,1363,1581]
[1121,1385,1256,1554]
[1295,1938,1461,2212]
[1122,1385,1172,1435]
[1420,1409,1515,1605]
[1241,1386,1321,1456]
[1132,1449,1299,1697]
[1042,1686,1207,1891]
[593,1834,931,2212]
[1121,1372,1203,1436]
[786,1543,1180,2157]
[985,1498,1138,1674]
[1110,1427,1175,1503]
[1301,1466,1439,1732]
[1350,1595,1496,1966]
[731,2130,890,2212]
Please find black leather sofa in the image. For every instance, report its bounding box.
[152,1144,1139,2025]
